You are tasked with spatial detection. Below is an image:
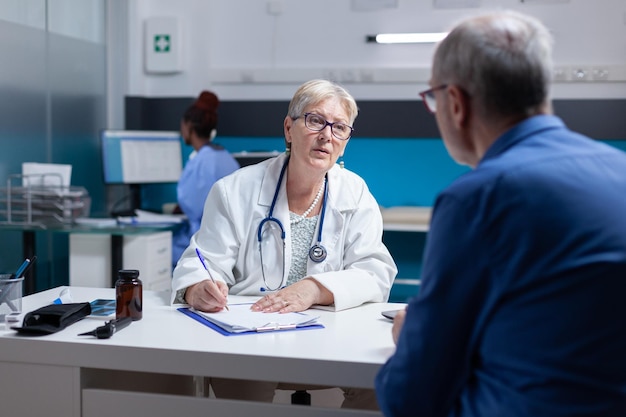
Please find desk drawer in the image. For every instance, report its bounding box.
[124,231,171,264]
[83,388,377,417]
[123,231,172,288]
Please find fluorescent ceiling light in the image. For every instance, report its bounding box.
[366,32,448,44]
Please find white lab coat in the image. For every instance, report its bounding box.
[171,153,397,311]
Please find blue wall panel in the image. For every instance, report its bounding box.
[194,136,469,208]
[140,136,469,211]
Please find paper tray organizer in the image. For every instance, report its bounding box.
[0,173,90,226]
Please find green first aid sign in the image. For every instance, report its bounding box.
[154,34,171,53]
[145,17,181,73]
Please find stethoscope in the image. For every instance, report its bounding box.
[257,157,328,291]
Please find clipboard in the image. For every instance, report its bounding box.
[178,307,325,336]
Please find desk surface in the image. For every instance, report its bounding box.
[0,286,402,390]
[0,221,178,235]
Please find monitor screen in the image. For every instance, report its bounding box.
[101,130,183,184]
[231,151,280,168]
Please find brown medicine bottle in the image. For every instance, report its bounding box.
[115,269,143,321]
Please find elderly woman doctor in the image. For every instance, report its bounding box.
[171,79,396,315]
[172,79,395,408]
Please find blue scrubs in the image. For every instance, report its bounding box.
[172,145,239,267]
[375,116,626,417]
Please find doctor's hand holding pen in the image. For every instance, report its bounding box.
[184,280,229,313]
[184,248,229,312]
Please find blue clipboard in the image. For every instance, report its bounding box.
[177,307,325,336]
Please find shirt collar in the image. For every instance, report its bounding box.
[479,115,566,166]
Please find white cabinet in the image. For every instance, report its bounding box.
[123,231,173,290]
[69,231,172,291]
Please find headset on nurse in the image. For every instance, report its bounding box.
[170,78,397,314]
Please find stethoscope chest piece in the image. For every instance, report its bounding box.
[308,244,327,263]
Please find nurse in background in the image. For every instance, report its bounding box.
[172,91,240,268]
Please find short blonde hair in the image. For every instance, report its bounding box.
[287,79,358,125]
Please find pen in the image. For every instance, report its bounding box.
[12,258,30,279]
[195,247,229,310]
[0,256,35,310]
[17,255,36,278]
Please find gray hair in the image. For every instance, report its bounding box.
[433,10,554,118]
[287,79,359,125]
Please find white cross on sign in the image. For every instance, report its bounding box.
[154,34,171,52]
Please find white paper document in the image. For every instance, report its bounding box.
[117,209,185,225]
[74,218,118,227]
[22,162,72,187]
[191,303,321,333]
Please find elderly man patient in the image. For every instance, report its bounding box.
[375,10,626,417]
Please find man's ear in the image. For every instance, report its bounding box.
[446,85,471,130]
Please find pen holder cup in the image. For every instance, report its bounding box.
[0,275,24,320]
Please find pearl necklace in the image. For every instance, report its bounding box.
[291,178,326,224]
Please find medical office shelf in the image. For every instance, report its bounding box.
[0,222,178,294]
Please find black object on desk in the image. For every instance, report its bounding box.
[110,209,136,218]
[381,309,402,320]
[78,316,132,339]
[12,302,91,335]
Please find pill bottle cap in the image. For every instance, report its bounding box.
[117,269,140,280]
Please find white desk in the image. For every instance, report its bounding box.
[0,286,402,417]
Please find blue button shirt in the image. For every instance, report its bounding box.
[376,115,626,417]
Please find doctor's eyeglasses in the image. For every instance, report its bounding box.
[302,113,353,140]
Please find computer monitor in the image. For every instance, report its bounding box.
[231,151,280,168]
[101,130,183,215]
[101,130,183,184]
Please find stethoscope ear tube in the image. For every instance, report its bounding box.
[257,216,285,241]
